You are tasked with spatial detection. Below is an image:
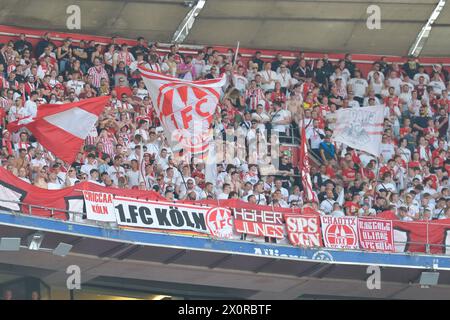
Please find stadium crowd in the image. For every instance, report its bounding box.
[1,32,450,222]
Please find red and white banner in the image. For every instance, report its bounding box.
[233,208,285,239]
[332,106,384,157]
[7,96,110,163]
[358,218,394,252]
[114,196,234,238]
[139,67,226,158]
[82,191,116,222]
[0,166,165,220]
[321,216,359,250]
[285,214,322,248]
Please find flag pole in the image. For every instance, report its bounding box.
[233,41,240,67]
[139,142,145,187]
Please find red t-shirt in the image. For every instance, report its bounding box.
[115,86,133,98]
[344,201,360,216]
[361,167,375,180]
[379,165,394,178]
[408,161,421,169]
[342,168,356,181]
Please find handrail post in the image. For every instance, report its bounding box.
[426,219,430,254]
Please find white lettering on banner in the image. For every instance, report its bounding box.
[285,215,322,247]
[358,218,394,252]
[82,191,116,222]
[321,216,359,250]
[233,208,285,239]
[113,196,233,237]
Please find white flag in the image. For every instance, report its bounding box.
[332,106,384,157]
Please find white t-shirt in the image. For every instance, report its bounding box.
[348,78,368,98]
[107,165,126,186]
[259,70,277,91]
[233,74,248,92]
[81,163,97,178]
[413,72,430,84]
[307,128,324,149]
[429,80,446,95]
[271,187,289,200]
[271,109,291,133]
[320,199,335,214]
[380,143,395,162]
[388,77,402,96]
[66,80,85,96]
[127,169,140,187]
[192,58,205,78]
[277,72,292,88]
[23,100,37,118]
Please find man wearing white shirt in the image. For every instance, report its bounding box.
[429,73,446,96]
[217,183,231,200]
[23,91,38,118]
[107,155,126,186]
[126,159,141,188]
[232,66,248,93]
[80,153,98,178]
[191,52,205,80]
[276,65,292,92]
[348,70,368,105]
[66,72,85,96]
[387,71,402,96]
[413,66,430,84]
[270,101,291,134]
[259,62,277,91]
[271,179,289,201]
[307,120,324,156]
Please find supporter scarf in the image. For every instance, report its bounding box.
[2,137,12,155]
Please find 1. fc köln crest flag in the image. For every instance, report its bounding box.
[138,66,226,158]
[332,106,384,157]
[8,96,109,163]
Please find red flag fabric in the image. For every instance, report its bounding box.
[299,119,315,202]
[7,96,109,163]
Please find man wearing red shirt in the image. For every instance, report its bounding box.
[114,77,133,98]
[344,194,361,216]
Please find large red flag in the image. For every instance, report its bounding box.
[8,96,109,163]
[298,119,315,202]
[138,66,226,160]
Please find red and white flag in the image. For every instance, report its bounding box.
[138,66,226,159]
[299,119,315,202]
[8,96,109,163]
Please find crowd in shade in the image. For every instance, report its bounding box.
[1,31,450,222]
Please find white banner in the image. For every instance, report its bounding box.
[320,216,359,250]
[82,191,116,222]
[332,106,384,156]
[113,196,234,239]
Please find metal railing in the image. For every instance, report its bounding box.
[1,198,449,256]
